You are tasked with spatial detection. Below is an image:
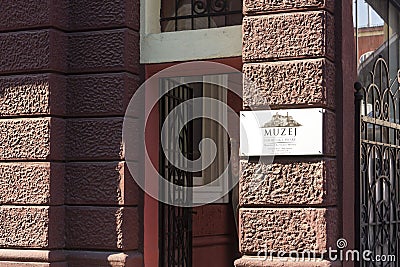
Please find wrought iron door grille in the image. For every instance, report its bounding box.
[159,79,193,267]
[355,57,400,267]
[160,0,243,32]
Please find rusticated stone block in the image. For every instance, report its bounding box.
[0,0,66,31]
[0,30,66,74]
[0,206,64,249]
[240,159,337,206]
[67,250,143,267]
[66,73,139,116]
[65,161,139,206]
[235,257,340,267]
[0,163,64,205]
[243,11,334,62]
[0,74,65,117]
[239,208,338,254]
[0,118,65,161]
[67,29,139,74]
[65,207,138,250]
[244,0,334,15]
[0,0,139,32]
[66,0,139,31]
[243,59,335,109]
[65,118,123,161]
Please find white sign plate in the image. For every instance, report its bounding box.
[240,108,324,156]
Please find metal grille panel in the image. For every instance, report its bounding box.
[160,0,242,32]
[159,79,193,267]
[355,57,400,267]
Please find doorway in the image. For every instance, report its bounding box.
[158,73,239,267]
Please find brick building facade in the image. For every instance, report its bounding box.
[0,0,387,267]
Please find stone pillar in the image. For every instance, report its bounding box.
[236,1,355,266]
[0,2,67,266]
[0,1,142,266]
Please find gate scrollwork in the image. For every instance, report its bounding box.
[355,56,400,267]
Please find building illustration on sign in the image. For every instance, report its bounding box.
[262,112,302,128]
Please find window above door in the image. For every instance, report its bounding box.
[160,0,242,32]
[140,0,243,64]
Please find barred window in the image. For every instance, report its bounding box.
[161,0,242,32]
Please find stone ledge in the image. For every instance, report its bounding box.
[0,263,67,267]
[243,11,334,62]
[240,159,337,206]
[67,250,143,267]
[0,249,65,262]
[244,0,334,15]
[239,208,338,254]
[235,257,340,267]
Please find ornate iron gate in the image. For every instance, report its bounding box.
[355,57,400,266]
[159,79,193,267]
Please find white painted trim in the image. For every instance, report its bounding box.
[141,26,242,63]
[141,0,161,35]
[140,0,242,64]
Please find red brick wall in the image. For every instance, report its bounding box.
[0,1,142,266]
[357,26,385,60]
